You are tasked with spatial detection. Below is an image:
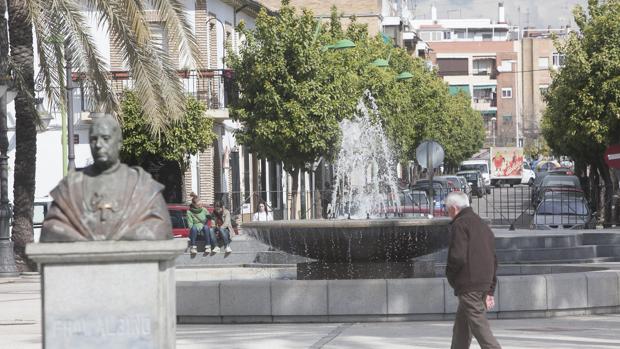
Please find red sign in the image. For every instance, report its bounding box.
[604,144,620,169]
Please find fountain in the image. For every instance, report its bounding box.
[244,92,451,279]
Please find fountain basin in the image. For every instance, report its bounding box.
[243,218,452,263]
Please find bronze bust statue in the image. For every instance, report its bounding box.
[41,116,172,242]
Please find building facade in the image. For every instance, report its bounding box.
[520,28,568,148]
[411,3,520,147]
[9,0,270,222]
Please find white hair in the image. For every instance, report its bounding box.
[445,191,470,210]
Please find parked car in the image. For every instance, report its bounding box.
[535,160,561,173]
[456,170,486,198]
[532,175,581,206]
[535,187,585,208]
[459,159,491,190]
[533,197,595,230]
[532,169,574,189]
[397,190,432,217]
[410,180,453,215]
[437,175,472,203]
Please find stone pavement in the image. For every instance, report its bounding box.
[3,275,620,349]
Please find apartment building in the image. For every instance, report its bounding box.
[18,0,268,221]
[520,28,569,148]
[259,0,419,49]
[411,2,520,147]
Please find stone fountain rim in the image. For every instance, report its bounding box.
[242,218,452,229]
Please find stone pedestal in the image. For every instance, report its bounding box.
[26,239,186,349]
[297,261,435,280]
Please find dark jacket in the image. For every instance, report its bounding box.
[446,207,498,296]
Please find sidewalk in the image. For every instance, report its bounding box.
[3,276,620,349]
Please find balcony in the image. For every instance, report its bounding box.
[473,98,497,111]
[108,69,236,111]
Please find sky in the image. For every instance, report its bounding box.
[411,0,588,28]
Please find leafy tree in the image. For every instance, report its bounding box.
[323,15,484,168]
[3,0,201,271]
[542,0,620,223]
[119,91,216,171]
[230,1,484,218]
[229,1,350,218]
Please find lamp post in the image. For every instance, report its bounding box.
[206,17,226,69]
[65,40,75,171]
[0,77,18,277]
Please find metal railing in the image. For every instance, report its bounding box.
[207,184,604,230]
[107,69,236,110]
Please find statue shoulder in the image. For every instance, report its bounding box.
[128,165,164,191]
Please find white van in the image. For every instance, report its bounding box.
[459,160,491,193]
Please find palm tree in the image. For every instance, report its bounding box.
[5,0,201,271]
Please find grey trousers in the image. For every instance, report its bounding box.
[451,291,501,349]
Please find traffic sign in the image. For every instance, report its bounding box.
[604,144,620,169]
[416,140,445,169]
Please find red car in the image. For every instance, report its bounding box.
[167,204,214,238]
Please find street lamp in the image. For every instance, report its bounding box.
[32,40,76,174]
[0,77,18,277]
[370,58,389,68]
[65,40,76,171]
[206,17,227,69]
[396,71,414,81]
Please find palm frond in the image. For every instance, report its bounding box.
[50,0,118,113]
[147,0,203,69]
[90,0,177,132]
[25,0,200,134]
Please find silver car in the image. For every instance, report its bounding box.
[533,197,595,230]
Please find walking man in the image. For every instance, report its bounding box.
[445,191,501,349]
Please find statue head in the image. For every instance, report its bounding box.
[89,116,122,172]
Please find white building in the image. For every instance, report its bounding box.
[8,0,271,221]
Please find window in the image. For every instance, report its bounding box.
[501,88,512,98]
[538,57,549,69]
[500,60,512,72]
[502,115,513,123]
[539,84,549,95]
[148,22,168,54]
[436,58,469,76]
[552,52,566,67]
[443,31,452,40]
[472,58,494,75]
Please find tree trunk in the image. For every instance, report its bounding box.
[612,168,620,226]
[598,160,613,227]
[289,168,299,220]
[8,0,37,271]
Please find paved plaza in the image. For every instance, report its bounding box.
[2,275,620,349]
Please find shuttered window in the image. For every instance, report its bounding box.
[149,22,168,55]
[437,58,468,76]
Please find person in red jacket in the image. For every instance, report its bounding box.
[445,191,501,349]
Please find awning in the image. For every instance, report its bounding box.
[473,85,497,90]
[449,85,470,96]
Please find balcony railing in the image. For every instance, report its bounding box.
[108,69,236,110]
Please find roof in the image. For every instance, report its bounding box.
[222,0,274,16]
